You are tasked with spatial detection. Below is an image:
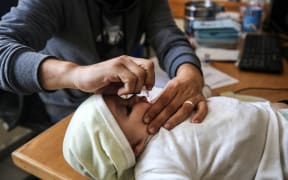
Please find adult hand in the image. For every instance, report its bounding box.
[40,55,155,95]
[144,63,208,134]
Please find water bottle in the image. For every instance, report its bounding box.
[242,0,263,32]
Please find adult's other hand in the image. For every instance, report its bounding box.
[143,63,208,134]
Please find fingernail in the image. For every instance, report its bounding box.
[192,119,199,123]
[148,127,155,134]
[144,116,150,123]
[164,123,170,130]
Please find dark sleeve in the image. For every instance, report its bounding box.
[0,0,64,94]
[144,0,202,78]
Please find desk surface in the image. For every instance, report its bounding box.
[11,60,288,180]
[212,60,288,102]
[12,114,88,180]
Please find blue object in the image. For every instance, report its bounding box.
[242,6,262,32]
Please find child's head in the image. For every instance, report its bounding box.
[63,94,151,179]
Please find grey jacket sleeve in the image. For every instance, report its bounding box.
[0,0,63,93]
[145,0,202,78]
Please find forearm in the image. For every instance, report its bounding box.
[0,0,63,93]
[150,29,201,78]
[39,58,79,91]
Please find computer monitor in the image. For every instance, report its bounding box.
[265,0,288,35]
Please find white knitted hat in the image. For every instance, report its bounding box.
[63,94,135,180]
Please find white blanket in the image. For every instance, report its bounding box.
[135,97,288,180]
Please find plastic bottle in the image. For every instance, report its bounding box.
[242,0,263,32]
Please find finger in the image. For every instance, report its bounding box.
[147,103,178,134]
[118,56,150,93]
[146,92,181,134]
[97,83,123,94]
[125,57,147,93]
[116,68,137,95]
[143,87,177,124]
[117,57,147,95]
[163,99,196,130]
[133,57,155,90]
[190,100,208,123]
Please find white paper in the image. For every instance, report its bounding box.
[151,57,239,89]
[201,63,239,89]
[196,47,239,61]
[152,57,169,88]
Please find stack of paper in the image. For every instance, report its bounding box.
[196,47,239,62]
[193,19,241,48]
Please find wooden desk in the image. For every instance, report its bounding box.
[212,60,288,102]
[12,114,88,180]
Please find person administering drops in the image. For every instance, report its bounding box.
[0,0,208,133]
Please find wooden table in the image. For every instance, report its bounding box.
[212,60,288,102]
[12,114,88,180]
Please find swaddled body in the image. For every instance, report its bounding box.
[135,97,288,180]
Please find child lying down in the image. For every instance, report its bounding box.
[62,87,288,180]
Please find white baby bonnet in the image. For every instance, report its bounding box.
[62,94,135,180]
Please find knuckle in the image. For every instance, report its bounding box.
[147,108,159,120]
[112,59,122,67]
[117,55,130,63]
[149,118,165,128]
[156,116,168,126]
[195,94,205,102]
[164,105,176,115]
[120,55,129,59]
[182,104,192,115]
[155,98,169,109]
[125,76,136,86]
[198,100,208,109]
[168,80,179,89]
[137,68,146,78]
[146,61,154,70]
[156,108,175,125]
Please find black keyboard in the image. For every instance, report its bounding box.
[239,34,283,73]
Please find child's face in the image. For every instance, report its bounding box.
[104,95,152,157]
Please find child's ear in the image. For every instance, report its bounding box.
[133,139,146,157]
